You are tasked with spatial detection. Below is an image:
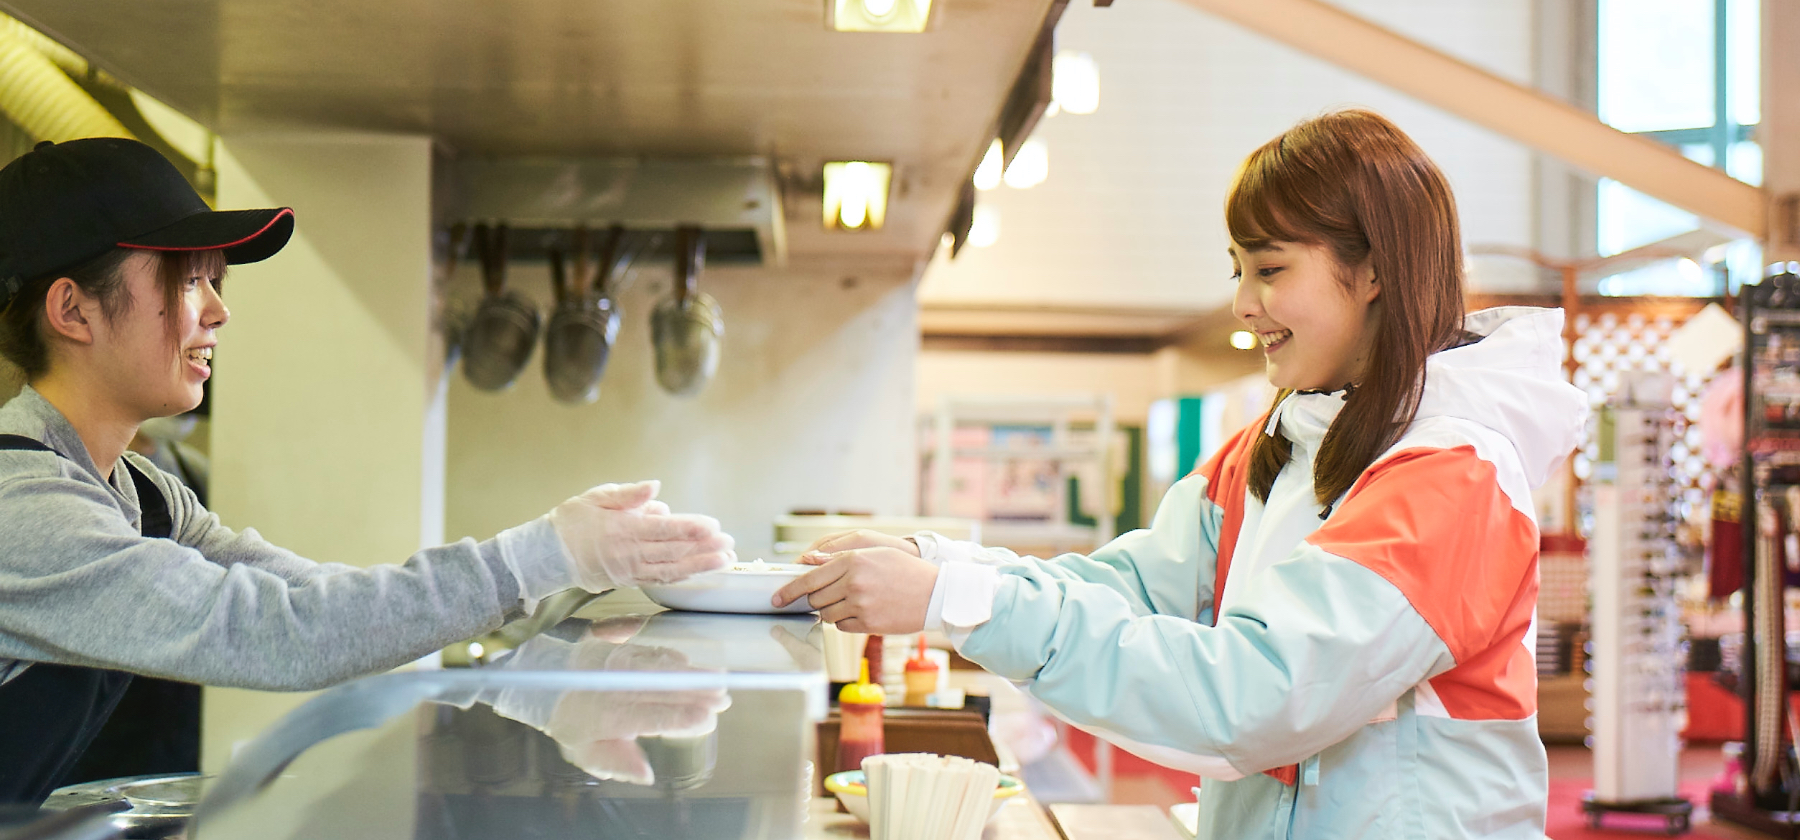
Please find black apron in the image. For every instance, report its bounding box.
[0,434,181,806]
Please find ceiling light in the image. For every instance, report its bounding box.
[822,160,892,231]
[1052,51,1100,115]
[1229,330,1257,350]
[973,139,1003,191]
[969,205,1001,248]
[1003,138,1048,189]
[829,0,933,32]
[1677,257,1704,285]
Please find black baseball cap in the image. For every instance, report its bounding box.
[0,137,294,309]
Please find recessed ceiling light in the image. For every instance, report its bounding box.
[1003,138,1048,189]
[822,160,893,231]
[969,204,1001,248]
[1052,51,1100,115]
[973,139,1003,191]
[1230,330,1257,350]
[829,0,933,32]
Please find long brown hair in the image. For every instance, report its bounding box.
[1228,109,1466,506]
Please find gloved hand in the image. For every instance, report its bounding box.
[487,633,732,786]
[543,639,732,786]
[548,480,734,590]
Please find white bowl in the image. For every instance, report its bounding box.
[632,612,820,671]
[640,561,817,615]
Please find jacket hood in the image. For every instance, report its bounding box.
[1415,306,1588,489]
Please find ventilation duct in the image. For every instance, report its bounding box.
[451,158,785,267]
[0,18,130,143]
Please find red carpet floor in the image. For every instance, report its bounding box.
[1547,778,1727,839]
[1064,729,1753,839]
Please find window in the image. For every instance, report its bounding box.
[1595,0,1760,296]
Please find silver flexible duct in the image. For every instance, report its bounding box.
[0,19,130,143]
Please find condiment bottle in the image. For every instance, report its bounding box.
[836,657,886,772]
[904,635,940,707]
[862,634,885,689]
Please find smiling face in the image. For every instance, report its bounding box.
[1229,240,1380,392]
[90,251,228,419]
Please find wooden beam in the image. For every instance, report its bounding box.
[921,334,1164,354]
[1466,293,1712,321]
[1767,0,1800,260]
[1173,0,1765,239]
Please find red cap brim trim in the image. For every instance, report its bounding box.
[117,208,294,252]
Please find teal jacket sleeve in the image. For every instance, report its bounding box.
[956,543,1456,775]
[935,474,1224,624]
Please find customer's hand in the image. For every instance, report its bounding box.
[802,529,921,558]
[772,546,938,634]
[548,480,734,589]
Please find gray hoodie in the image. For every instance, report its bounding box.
[0,385,569,691]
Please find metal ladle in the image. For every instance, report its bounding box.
[650,225,723,397]
[542,224,628,405]
[461,223,541,391]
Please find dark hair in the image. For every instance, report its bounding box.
[1228,109,1466,506]
[0,248,227,381]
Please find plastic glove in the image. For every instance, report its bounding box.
[486,634,731,787]
[544,639,732,785]
[547,480,734,589]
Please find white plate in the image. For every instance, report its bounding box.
[641,562,817,615]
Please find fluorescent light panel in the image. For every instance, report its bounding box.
[829,0,934,33]
[822,161,893,230]
[1052,51,1100,115]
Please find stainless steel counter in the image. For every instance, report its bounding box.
[189,589,831,840]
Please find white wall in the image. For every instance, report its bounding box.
[206,132,440,771]
[919,0,1537,310]
[442,257,920,559]
[917,342,1264,425]
[918,350,1166,423]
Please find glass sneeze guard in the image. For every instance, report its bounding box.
[192,590,827,840]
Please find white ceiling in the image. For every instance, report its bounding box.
[919,0,1541,317]
[1,0,1056,260]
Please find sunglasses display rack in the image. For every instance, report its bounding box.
[1581,373,1693,833]
[1712,264,1800,838]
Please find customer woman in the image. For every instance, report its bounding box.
[776,109,1586,838]
[0,137,734,805]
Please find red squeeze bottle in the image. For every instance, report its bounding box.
[904,635,939,707]
[836,658,886,773]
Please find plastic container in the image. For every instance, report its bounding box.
[904,635,940,707]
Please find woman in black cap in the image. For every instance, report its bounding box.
[0,138,735,805]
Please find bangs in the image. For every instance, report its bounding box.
[154,249,229,297]
[168,249,228,280]
[1225,138,1311,249]
[153,249,229,335]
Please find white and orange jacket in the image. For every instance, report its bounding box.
[917,307,1586,839]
